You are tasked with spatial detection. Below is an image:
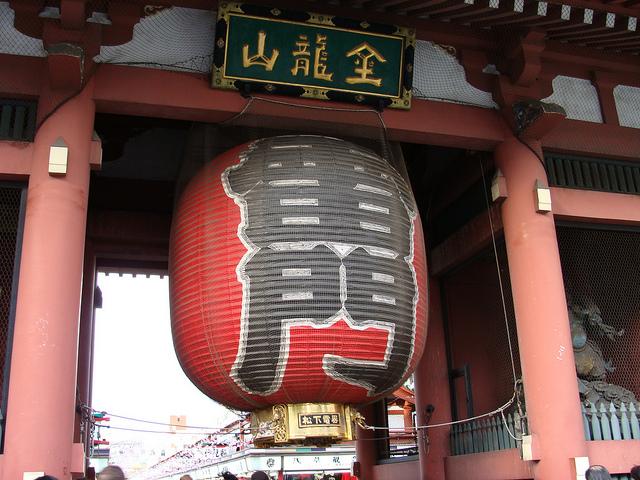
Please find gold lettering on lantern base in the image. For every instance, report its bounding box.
[251,403,361,447]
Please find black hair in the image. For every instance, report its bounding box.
[586,465,612,480]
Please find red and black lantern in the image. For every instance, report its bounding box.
[170,135,427,416]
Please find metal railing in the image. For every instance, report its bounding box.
[582,402,640,441]
[449,409,524,456]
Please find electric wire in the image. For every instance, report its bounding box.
[516,134,547,169]
[217,94,392,163]
[94,410,248,431]
[97,424,251,436]
[479,159,519,389]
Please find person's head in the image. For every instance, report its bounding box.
[34,476,58,480]
[630,465,640,480]
[180,476,193,480]
[98,465,126,480]
[251,471,270,480]
[585,465,612,480]
[221,473,238,480]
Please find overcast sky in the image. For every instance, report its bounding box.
[92,273,238,445]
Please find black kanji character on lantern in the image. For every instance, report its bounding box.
[226,136,418,396]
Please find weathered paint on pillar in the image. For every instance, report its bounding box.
[495,137,587,479]
[414,280,451,479]
[356,404,377,480]
[2,79,95,480]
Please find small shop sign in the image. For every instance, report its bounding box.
[213,3,415,109]
[298,413,341,428]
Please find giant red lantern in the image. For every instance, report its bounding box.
[170,135,427,443]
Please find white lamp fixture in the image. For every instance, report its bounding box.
[48,137,68,176]
[534,179,552,213]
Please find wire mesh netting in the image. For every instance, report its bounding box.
[0,185,24,421]
[557,225,640,404]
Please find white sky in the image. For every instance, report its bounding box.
[92,273,239,445]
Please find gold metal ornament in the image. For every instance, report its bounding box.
[251,403,363,447]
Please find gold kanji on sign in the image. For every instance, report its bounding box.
[243,30,279,71]
[346,42,387,87]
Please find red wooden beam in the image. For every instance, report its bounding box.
[404,0,468,16]
[552,188,640,225]
[431,1,497,22]
[583,32,640,46]
[429,2,489,20]
[0,141,33,180]
[92,64,508,150]
[383,0,434,13]
[543,40,640,75]
[0,54,43,98]
[543,119,640,160]
[362,0,418,9]
[471,2,546,28]
[430,205,503,276]
[493,3,570,29]
[556,24,634,42]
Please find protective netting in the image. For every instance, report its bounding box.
[441,243,521,420]
[557,225,640,404]
[94,6,216,74]
[614,86,640,129]
[0,184,24,449]
[0,3,45,58]
[542,76,603,124]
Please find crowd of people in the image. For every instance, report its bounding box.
[33,466,273,480]
[134,432,251,480]
[31,463,640,479]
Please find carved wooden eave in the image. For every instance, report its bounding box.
[243,0,640,56]
[8,0,146,89]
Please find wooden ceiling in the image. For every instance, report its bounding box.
[284,0,640,55]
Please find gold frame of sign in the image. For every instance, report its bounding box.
[251,403,365,446]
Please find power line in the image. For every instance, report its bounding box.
[93,409,248,431]
[98,424,248,436]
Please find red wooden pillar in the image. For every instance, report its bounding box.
[414,280,451,479]
[355,404,377,480]
[2,79,95,480]
[495,137,587,479]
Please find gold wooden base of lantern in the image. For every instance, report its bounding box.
[251,403,365,447]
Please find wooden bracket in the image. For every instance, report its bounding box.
[591,71,620,126]
[60,0,87,30]
[499,30,545,88]
[46,43,84,91]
